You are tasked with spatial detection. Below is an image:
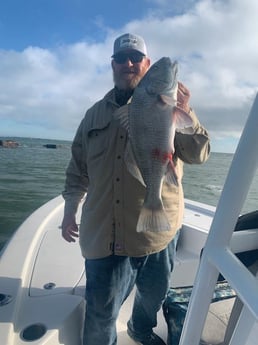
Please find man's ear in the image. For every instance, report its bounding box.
[146,57,151,68]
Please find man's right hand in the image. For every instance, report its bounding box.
[61,215,79,242]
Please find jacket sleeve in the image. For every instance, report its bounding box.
[62,118,89,216]
[174,109,210,164]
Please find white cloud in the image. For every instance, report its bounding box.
[128,0,258,144]
[0,0,257,152]
[0,42,113,138]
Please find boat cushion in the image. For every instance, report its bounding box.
[234,210,258,267]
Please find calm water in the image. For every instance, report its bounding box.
[1,137,258,251]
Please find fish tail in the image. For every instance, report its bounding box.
[136,206,171,232]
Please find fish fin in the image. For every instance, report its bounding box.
[115,106,145,186]
[136,206,171,232]
[160,79,178,106]
[114,104,130,131]
[164,160,179,186]
[125,142,146,186]
[160,93,177,106]
[173,106,194,134]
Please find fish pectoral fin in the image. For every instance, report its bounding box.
[160,94,177,106]
[125,142,145,186]
[164,160,179,186]
[136,206,171,232]
[173,106,194,134]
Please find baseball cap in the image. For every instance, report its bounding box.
[112,33,147,57]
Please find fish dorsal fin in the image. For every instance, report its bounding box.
[114,104,145,186]
[124,142,146,186]
[113,104,130,131]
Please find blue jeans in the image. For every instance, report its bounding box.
[83,234,179,345]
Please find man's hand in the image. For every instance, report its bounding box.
[61,214,79,242]
[177,81,191,114]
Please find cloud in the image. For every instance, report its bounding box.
[0,43,113,138]
[0,0,257,152]
[118,0,258,144]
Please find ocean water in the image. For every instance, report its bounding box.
[1,137,258,251]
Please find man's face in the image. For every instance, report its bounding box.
[112,50,150,91]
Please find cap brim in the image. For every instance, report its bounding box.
[111,50,146,58]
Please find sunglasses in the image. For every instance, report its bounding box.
[113,53,145,64]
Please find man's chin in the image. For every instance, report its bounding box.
[118,77,140,90]
[113,71,142,90]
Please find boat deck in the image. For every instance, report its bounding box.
[1,194,257,344]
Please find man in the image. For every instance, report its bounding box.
[62,33,210,345]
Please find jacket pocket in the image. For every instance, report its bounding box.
[87,124,110,162]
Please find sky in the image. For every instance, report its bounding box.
[0,0,257,153]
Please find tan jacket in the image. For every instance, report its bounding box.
[63,89,210,259]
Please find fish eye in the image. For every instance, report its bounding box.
[146,84,157,95]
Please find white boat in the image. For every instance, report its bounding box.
[1,94,258,345]
[0,195,222,345]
